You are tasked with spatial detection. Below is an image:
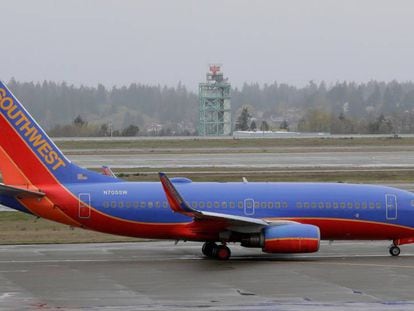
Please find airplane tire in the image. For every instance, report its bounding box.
[389,246,401,257]
[216,245,231,260]
[202,242,217,257]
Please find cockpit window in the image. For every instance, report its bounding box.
[411,200,414,207]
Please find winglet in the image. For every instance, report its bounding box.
[159,173,270,229]
[158,172,200,217]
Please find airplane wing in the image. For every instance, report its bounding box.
[0,183,45,199]
[159,173,295,232]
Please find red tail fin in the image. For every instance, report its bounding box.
[0,81,119,186]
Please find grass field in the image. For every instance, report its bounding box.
[0,212,138,245]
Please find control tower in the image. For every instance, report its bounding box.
[198,65,231,136]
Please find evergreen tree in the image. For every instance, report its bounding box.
[235,107,251,131]
[279,120,289,131]
[260,121,269,131]
[250,120,257,131]
[121,125,140,136]
[73,115,86,127]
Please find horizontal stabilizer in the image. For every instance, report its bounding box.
[0,183,45,198]
[101,166,116,178]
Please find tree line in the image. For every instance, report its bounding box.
[7,79,414,135]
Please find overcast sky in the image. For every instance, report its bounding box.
[1,0,413,90]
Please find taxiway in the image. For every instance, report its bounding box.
[1,241,414,310]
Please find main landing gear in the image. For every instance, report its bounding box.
[202,242,231,260]
[389,245,401,257]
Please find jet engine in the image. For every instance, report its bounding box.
[241,224,320,253]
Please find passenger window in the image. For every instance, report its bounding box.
[268,202,273,209]
[192,202,197,208]
[140,202,146,208]
[238,201,243,208]
[275,202,281,208]
[155,201,161,208]
[340,202,346,209]
[118,201,124,208]
[347,202,353,209]
[148,202,153,208]
[369,202,375,209]
[304,202,310,208]
[222,202,227,208]
[254,202,260,208]
[125,201,131,208]
[411,200,414,207]
[133,201,139,208]
[111,201,116,208]
[163,201,168,208]
[214,201,219,208]
[319,202,324,209]
[311,202,317,208]
[282,202,288,208]
[207,202,212,208]
[103,201,109,208]
[325,202,331,209]
[362,202,367,209]
[376,202,381,209]
[296,202,302,208]
[199,202,205,208]
[355,202,360,209]
[229,202,235,208]
[261,202,267,209]
[333,202,339,209]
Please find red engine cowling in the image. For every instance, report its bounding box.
[262,224,320,253]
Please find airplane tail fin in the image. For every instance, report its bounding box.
[0,81,120,186]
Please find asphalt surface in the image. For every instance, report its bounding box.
[69,150,414,168]
[1,241,414,310]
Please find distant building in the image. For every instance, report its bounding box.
[198,65,231,136]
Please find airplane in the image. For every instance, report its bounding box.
[1,80,414,260]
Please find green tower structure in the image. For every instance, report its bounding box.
[198,65,231,136]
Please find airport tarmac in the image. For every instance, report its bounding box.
[69,150,414,169]
[1,241,414,310]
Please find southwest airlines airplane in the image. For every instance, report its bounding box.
[1,81,414,260]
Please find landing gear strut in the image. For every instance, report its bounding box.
[389,245,401,257]
[202,242,231,260]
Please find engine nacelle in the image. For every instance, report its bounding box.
[262,224,320,253]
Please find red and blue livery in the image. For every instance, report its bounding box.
[1,81,414,260]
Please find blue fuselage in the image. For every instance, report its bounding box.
[74,181,414,232]
[3,181,414,241]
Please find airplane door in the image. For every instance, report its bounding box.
[78,193,91,219]
[244,198,255,216]
[385,194,397,220]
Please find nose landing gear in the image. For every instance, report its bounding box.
[202,242,231,260]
